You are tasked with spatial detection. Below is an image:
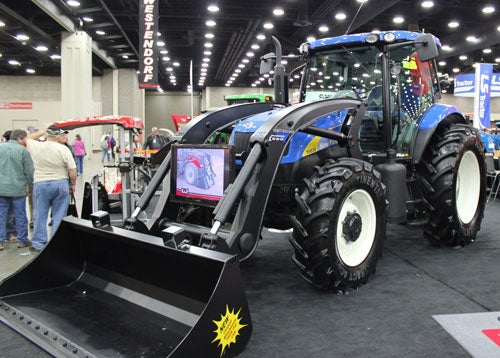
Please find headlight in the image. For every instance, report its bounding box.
[366,33,379,43]
[299,42,310,54]
[383,32,396,43]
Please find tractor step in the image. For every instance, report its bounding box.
[406,218,428,226]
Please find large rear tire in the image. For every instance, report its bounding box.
[290,158,387,291]
[418,123,486,246]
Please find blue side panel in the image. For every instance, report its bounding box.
[308,31,441,50]
[417,104,461,130]
[480,132,498,153]
[231,108,348,165]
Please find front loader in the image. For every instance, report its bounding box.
[0,30,487,357]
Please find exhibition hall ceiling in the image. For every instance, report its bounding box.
[0,0,498,91]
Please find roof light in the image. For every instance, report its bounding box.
[67,0,80,6]
[448,20,459,28]
[35,45,48,52]
[421,1,434,8]
[256,34,266,41]
[393,16,404,24]
[383,32,396,42]
[207,4,219,12]
[16,34,29,41]
[157,41,165,46]
[483,48,492,54]
[206,20,216,27]
[96,30,105,35]
[82,17,93,22]
[335,12,346,20]
[366,33,379,43]
[319,25,329,32]
[263,22,274,29]
[26,68,35,74]
[273,7,284,16]
[482,5,495,14]
[8,60,20,65]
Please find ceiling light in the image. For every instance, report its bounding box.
[203,58,210,62]
[96,30,105,35]
[206,20,216,27]
[201,68,207,73]
[123,55,129,59]
[482,5,495,14]
[16,34,29,41]
[466,35,478,42]
[483,48,492,54]
[459,55,467,60]
[246,52,255,57]
[26,68,35,74]
[448,20,459,28]
[166,67,173,72]
[204,50,212,55]
[256,34,266,41]
[0,21,5,27]
[238,64,245,68]
[173,61,180,67]
[438,61,446,66]
[202,63,209,68]
[35,45,48,52]
[335,12,346,20]
[235,69,242,73]
[242,58,250,63]
[157,41,165,46]
[307,36,316,42]
[319,25,329,32]
[205,33,214,39]
[441,45,452,51]
[162,56,170,61]
[251,44,260,50]
[8,60,20,66]
[356,0,368,2]
[263,22,274,29]
[208,4,219,12]
[204,42,213,48]
[160,50,168,54]
[273,7,284,16]
[496,57,500,63]
[421,1,434,8]
[50,54,61,60]
[67,0,80,6]
[393,16,404,24]
[452,68,460,73]
[82,17,93,22]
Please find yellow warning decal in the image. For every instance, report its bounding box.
[212,305,248,357]
[303,136,321,156]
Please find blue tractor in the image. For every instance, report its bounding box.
[131,31,486,291]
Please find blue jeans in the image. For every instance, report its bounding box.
[102,148,110,162]
[0,196,29,244]
[32,180,70,250]
[75,155,84,174]
[6,203,16,237]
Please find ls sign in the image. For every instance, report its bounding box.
[474,63,493,129]
[139,0,159,89]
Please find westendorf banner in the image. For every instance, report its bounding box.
[139,0,159,89]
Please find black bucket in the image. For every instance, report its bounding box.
[0,216,251,357]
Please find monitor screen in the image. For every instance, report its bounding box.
[170,144,235,206]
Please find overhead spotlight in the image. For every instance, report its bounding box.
[335,12,346,20]
[263,22,274,29]
[35,45,48,52]
[157,41,165,46]
[393,16,404,24]
[482,5,495,14]
[483,48,492,54]
[273,7,284,16]
[8,60,20,65]
[0,21,5,27]
[448,20,459,28]
[173,61,180,67]
[67,0,80,6]
[421,1,434,8]
[96,30,105,35]
[206,20,216,27]
[26,68,35,74]
[207,4,219,12]
[82,17,93,22]
[319,25,329,32]
[16,34,29,41]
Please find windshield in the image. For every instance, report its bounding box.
[302,44,439,154]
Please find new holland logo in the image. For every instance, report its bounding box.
[212,305,247,357]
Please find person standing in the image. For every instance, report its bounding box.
[132,134,142,151]
[108,131,117,162]
[143,127,168,150]
[0,129,34,251]
[27,125,77,252]
[73,134,86,174]
[101,135,110,163]
[2,130,17,241]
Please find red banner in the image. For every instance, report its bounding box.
[139,0,159,89]
[0,102,33,109]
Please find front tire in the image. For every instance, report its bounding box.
[184,162,198,185]
[290,158,387,291]
[418,123,486,246]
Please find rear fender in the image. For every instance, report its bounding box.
[412,104,467,164]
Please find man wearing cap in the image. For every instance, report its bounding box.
[143,126,168,150]
[0,129,34,251]
[26,125,77,252]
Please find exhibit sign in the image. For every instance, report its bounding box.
[139,0,159,89]
[453,63,498,129]
[0,101,32,109]
[474,63,493,129]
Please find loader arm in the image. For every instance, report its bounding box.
[207,99,366,259]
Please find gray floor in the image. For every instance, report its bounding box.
[1,153,500,357]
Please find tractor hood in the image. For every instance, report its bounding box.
[231,108,284,134]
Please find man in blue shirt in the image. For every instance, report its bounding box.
[0,129,34,250]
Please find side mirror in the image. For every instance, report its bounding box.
[415,34,439,62]
[260,52,276,74]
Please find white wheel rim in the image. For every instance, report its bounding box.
[336,189,377,267]
[185,163,197,184]
[456,150,480,224]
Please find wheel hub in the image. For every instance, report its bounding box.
[342,212,362,242]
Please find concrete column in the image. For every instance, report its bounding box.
[61,31,93,158]
[61,31,93,119]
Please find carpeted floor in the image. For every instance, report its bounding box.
[1,202,499,357]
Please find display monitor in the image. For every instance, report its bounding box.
[170,144,235,207]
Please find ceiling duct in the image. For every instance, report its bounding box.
[294,1,312,27]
